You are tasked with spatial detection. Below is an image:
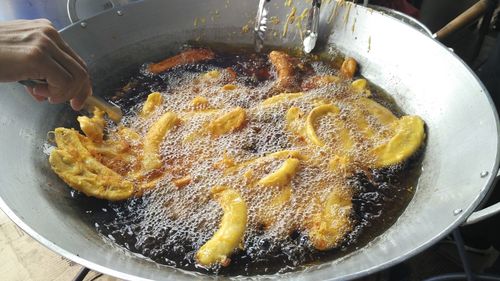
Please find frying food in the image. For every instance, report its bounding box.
[307,186,353,250]
[195,186,247,266]
[141,111,180,171]
[48,48,425,270]
[148,48,215,74]
[49,127,134,200]
[269,51,303,92]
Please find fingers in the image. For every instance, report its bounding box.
[0,19,92,109]
[33,84,49,97]
[32,95,46,102]
[43,27,92,109]
[24,86,46,102]
[68,78,92,110]
[25,82,89,110]
[24,44,73,98]
[25,20,92,109]
[37,34,92,107]
[25,86,34,96]
[36,21,88,71]
[70,85,91,110]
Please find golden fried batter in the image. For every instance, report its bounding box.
[307,186,353,250]
[141,92,164,117]
[206,107,246,137]
[77,107,105,142]
[48,50,425,268]
[196,186,247,267]
[269,51,302,93]
[340,57,358,79]
[142,112,180,171]
[148,48,215,74]
[49,128,134,201]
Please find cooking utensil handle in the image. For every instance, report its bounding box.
[254,0,271,52]
[463,170,500,225]
[18,79,123,122]
[84,95,123,123]
[67,0,118,23]
[433,0,495,41]
[303,0,321,53]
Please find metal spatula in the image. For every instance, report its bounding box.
[19,79,123,123]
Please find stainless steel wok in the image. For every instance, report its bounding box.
[1,0,500,280]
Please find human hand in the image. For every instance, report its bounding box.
[0,19,92,110]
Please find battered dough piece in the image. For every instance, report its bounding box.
[302,75,341,90]
[256,187,292,229]
[141,92,164,117]
[80,126,141,175]
[142,112,180,171]
[305,104,354,154]
[196,186,248,267]
[258,158,300,187]
[206,107,246,137]
[351,98,425,167]
[340,57,357,79]
[269,51,302,93]
[261,92,303,107]
[372,116,425,168]
[307,186,353,250]
[49,128,134,201]
[148,48,215,74]
[77,107,105,142]
[351,79,372,97]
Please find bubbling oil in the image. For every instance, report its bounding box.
[70,45,423,276]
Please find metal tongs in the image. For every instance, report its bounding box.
[254,0,270,53]
[254,0,321,54]
[303,0,321,54]
[19,79,123,123]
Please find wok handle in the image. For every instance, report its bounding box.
[433,0,495,41]
[463,169,500,225]
[66,0,118,24]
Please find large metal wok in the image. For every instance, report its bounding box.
[1,0,499,280]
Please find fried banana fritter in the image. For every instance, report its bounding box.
[49,128,134,201]
[48,49,425,268]
[196,186,247,267]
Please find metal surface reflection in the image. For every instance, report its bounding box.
[0,0,139,29]
[0,0,69,28]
